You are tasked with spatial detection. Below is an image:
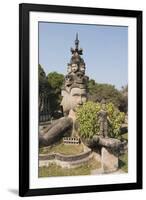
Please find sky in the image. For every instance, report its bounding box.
[39,22,128,89]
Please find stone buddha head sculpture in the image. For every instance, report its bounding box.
[61,85,88,114]
[67,64,72,74]
[71,63,78,73]
[69,87,87,111]
[61,33,88,115]
[64,74,73,87]
[80,64,86,74]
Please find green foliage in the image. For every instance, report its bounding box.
[39,64,50,92]
[39,64,46,79]
[76,101,100,139]
[47,71,64,113]
[87,79,125,109]
[47,72,64,94]
[76,101,125,139]
[39,66,64,115]
[119,85,128,113]
[119,152,128,172]
[106,103,125,138]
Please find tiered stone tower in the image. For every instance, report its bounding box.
[62,33,89,92]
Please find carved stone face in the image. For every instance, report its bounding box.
[60,90,70,113]
[71,63,78,73]
[101,103,106,110]
[80,64,85,74]
[65,75,73,86]
[67,65,72,74]
[70,88,87,111]
[61,88,87,113]
[75,72,84,84]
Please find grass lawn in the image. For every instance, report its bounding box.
[39,142,84,155]
[119,152,128,172]
[121,132,128,141]
[119,132,128,173]
[39,157,101,177]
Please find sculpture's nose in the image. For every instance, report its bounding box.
[78,96,83,105]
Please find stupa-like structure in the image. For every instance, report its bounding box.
[39,33,89,146]
[61,33,88,98]
[60,33,89,139]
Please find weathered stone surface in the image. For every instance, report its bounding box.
[39,147,91,162]
[81,137,99,148]
[120,124,128,134]
[97,99,109,138]
[101,147,118,173]
[39,117,73,147]
[98,137,121,149]
[39,153,93,169]
[39,119,60,136]
[86,135,121,150]
[39,147,93,168]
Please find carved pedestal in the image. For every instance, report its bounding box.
[101,147,118,173]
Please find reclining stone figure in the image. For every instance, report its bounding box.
[39,33,88,147]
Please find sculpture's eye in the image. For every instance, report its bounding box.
[65,75,73,82]
[77,73,83,78]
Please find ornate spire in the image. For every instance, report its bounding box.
[62,34,89,92]
[75,33,79,50]
[71,33,83,55]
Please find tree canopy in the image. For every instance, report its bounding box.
[47,72,64,94]
[87,79,127,112]
[46,71,64,115]
[39,65,64,117]
[119,85,128,113]
[39,64,50,93]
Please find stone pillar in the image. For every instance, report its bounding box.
[101,147,118,173]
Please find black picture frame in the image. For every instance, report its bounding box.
[19,3,143,197]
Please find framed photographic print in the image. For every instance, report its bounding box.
[19,3,142,197]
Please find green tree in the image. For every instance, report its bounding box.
[39,64,46,79]
[38,64,51,121]
[87,79,123,107]
[47,72,64,93]
[119,85,128,113]
[47,72,64,113]
[76,101,125,139]
[39,64,50,92]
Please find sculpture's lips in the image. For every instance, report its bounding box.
[74,104,83,112]
[76,104,83,108]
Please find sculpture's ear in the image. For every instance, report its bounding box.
[60,89,71,113]
[86,92,89,100]
[61,90,69,97]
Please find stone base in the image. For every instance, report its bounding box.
[39,146,93,168]
[101,147,118,173]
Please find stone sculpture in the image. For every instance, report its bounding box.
[39,33,127,174]
[39,33,88,147]
[97,99,111,138]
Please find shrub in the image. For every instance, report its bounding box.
[76,101,125,139]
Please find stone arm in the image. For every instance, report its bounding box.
[107,116,112,124]
[84,135,122,150]
[96,111,100,116]
[96,111,102,122]
[39,117,73,147]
